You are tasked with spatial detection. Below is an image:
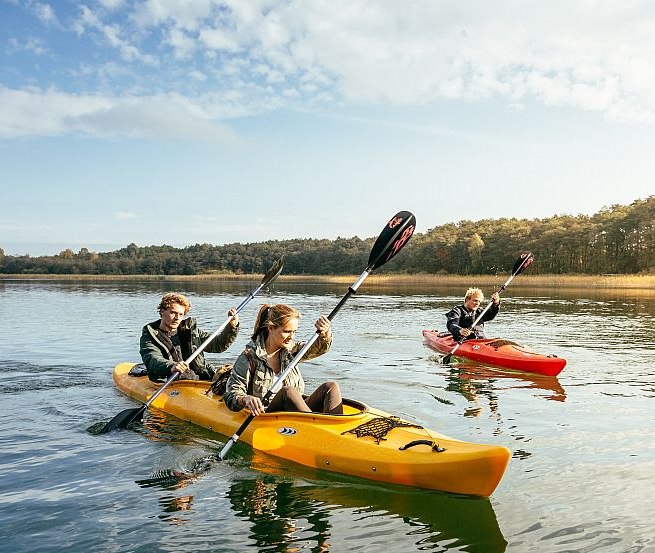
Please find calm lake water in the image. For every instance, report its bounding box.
[1,278,654,552]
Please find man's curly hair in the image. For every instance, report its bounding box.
[157,293,191,314]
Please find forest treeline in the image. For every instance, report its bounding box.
[1,196,654,276]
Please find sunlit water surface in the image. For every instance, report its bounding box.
[0,279,653,552]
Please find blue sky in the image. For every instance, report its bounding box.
[2,1,654,256]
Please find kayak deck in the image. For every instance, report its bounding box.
[113,362,510,497]
[423,330,566,376]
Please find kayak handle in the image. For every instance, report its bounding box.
[399,439,446,453]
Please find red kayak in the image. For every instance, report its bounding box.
[422,330,566,376]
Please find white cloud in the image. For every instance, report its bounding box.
[125,0,655,123]
[32,2,58,25]
[74,5,156,64]
[7,36,49,56]
[189,69,207,82]
[198,27,241,52]
[99,0,125,10]
[115,212,138,219]
[0,87,239,142]
[8,0,655,139]
[165,27,197,59]
[132,0,217,31]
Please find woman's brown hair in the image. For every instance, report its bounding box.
[251,304,300,341]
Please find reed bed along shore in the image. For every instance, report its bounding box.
[2,272,654,290]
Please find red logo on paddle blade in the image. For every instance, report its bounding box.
[388,216,403,229]
[387,225,415,260]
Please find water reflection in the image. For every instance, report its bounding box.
[132,409,227,486]
[445,362,567,404]
[228,478,331,552]
[132,406,508,551]
[158,494,195,526]
[227,474,507,553]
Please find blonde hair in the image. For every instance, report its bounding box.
[251,304,300,341]
[464,288,484,302]
[158,293,191,314]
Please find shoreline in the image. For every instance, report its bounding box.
[1,272,654,289]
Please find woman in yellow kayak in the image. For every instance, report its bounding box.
[223,304,343,416]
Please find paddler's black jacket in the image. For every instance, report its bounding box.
[140,317,238,382]
[445,302,500,341]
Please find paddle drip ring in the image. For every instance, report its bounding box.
[342,416,423,444]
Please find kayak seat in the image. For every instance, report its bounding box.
[342,397,369,414]
[487,339,522,349]
[296,395,368,416]
[128,363,148,377]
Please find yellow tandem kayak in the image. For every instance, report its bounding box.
[113,362,510,497]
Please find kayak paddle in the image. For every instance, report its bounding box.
[441,251,534,365]
[217,211,416,461]
[97,257,284,434]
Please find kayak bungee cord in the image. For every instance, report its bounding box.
[342,414,446,452]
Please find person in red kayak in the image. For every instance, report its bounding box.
[446,288,501,341]
[223,303,343,416]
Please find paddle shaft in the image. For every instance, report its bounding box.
[143,275,279,407]
[445,254,533,361]
[217,271,369,459]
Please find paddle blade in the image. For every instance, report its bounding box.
[368,211,416,271]
[512,251,535,276]
[261,256,284,287]
[97,406,145,434]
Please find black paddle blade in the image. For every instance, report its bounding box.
[512,251,534,276]
[261,256,284,286]
[368,211,416,271]
[97,406,145,434]
[135,469,191,489]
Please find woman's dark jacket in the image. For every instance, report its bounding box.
[445,302,500,341]
[140,317,238,381]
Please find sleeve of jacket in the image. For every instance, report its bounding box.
[223,352,249,412]
[290,333,332,361]
[481,302,500,322]
[445,307,465,340]
[199,321,239,353]
[139,327,175,381]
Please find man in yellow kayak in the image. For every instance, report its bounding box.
[223,303,343,415]
[140,292,239,382]
[446,287,501,341]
